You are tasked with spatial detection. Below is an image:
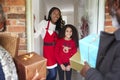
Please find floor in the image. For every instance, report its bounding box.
[56,69,84,80]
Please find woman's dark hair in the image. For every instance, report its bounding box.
[59,24,79,48]
[47,7,63,33]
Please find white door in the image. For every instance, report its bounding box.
[87,0,105,34]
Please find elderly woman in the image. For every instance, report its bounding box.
[0,4,18,80]
[0,4,6,32]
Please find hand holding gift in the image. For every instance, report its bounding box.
[80,62,90,77]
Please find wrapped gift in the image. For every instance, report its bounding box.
[70,51,84,71]
[79,34,100,67]
[14,52,47,80]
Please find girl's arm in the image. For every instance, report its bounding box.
[69,41,77,58]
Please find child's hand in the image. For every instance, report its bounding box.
[60,64,66,71]
[66,65,71,71]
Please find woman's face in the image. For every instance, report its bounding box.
[65,27,72,40]
[50,9,60,24]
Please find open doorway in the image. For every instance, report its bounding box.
[26,0,105,54]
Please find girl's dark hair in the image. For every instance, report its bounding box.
[59,24,79,48]
[47,7,63,33]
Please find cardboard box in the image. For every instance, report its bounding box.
[79,34,99,67]
[70,51,84,71]
[14,52,47,80]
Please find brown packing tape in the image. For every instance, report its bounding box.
[70,51,84,71]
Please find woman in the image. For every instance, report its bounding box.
[34,7,63,80]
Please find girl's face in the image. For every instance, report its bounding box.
[65,27,72,40]
[51,9,60,24]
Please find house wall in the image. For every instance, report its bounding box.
[62,12,74,25]
[1,0,26,55]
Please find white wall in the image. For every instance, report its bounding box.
[87,0,99,34]
[74,0,79,26]
[98,0,105,34]
[33,0,46,55]
[62,12,74,25]
[39,0,47,21]
[87,0,105,34]
[32,0,40,26]
[74,0,85,39]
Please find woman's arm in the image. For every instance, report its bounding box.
[34,20,46,39]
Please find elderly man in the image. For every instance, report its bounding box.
[80,0,120,80]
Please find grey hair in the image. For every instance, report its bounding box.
[0,4,5,22]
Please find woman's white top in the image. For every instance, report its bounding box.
[34,20,56,39]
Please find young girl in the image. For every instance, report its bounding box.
[55,24,79,80]
[34,7,63,80]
